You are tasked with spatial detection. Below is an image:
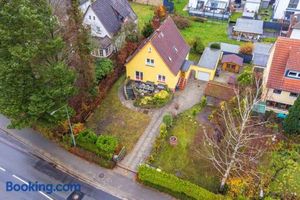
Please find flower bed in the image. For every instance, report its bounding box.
[135,90,173,109]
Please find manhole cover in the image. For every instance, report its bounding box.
[67,191,84,200]
[99,173,105,178]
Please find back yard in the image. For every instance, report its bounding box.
[149,105,220,192]
[86,76,151,152]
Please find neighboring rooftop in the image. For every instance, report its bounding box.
[221,54,243,66]
[234,18,264,34]
[88,0,137,35]
[267,37,300,93]
[126,17,190,75]
[198,47,221,70]
[181,60,193,72]
[253,43,273,67]
[204,81,236,101]
[220,43,240,54]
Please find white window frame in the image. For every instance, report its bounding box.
[146,58,155,66]
[157,74,166,82]
[93,16,96,20]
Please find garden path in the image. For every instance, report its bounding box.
[115,79,206,174]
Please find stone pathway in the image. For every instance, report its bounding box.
[115,80,206,173]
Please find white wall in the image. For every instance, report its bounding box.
[83,8,111,38]
[79,0,91,14]
[244,1,261,13]
[290,29,300,39]
[273,0,300,20]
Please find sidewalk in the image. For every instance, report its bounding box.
[0,114,172,200]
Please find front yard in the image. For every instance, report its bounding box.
[149,104,220,192]
[86,76,151,152]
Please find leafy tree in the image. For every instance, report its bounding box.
[163,114,173,128]
[0,0,76,128]
[95,59,114,81]
[142,21,154,38]
[237,66,253,86]
[283,96,300,134]
[239,42,254,55]
[261,143,300,199]
[191,37,205,54]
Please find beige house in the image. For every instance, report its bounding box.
[262,37,300,114]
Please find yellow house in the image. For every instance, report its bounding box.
[125,17,191,91]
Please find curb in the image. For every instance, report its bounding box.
[0,127,129,200]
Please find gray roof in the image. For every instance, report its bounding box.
[181,60,193,72]
[253,54,269,67]
[220,43,240,54]
[252,43,273,67]
[79,0,89,5]
[89,0,137,35]
[253,43,273,55]
[242,11,255,18]
[234,18,264,35]
[197,47,221,70]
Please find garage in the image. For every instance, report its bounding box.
[196,71,210,81]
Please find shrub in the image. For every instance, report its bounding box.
[96,135,118,159]
[172,15,191,30]
[237,66,253,86]
[142,21,154,38]
[210,43,221,49]
[95,58,114,81]
[135,90,172,108]
[190,16,207,23]
[163,114,173,128]
[138,165,224,200]
[76,129,97,144]
[72,123,85,135]
[239,42,254,55]
[283,96,300,135]
[192,37,205,54]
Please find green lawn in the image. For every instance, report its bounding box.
[130,2,154,32]
[259,6,273,21]
[174,0,189,16]
[230,12,242,22]
[150,106,220,192]
[86,76,151,152]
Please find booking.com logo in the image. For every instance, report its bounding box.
[6,181,81,194]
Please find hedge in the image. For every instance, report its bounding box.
[76,129,118,160]
[138,165,225,200]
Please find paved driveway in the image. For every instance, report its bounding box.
[116,79,207,173]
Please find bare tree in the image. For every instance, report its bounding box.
[202,79,274,192]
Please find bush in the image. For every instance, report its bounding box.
[76,129,119,160]
[163,114,173,128]
[192,37,205,54]
[237,66,253,86]
[96,135,118,159]
[190,16,207,23]
[142,21,154,38]
[95,58,114,81]
[172,15,191,30]
[138,165,224,200]
[239,43,253,55]
[210,43,221,49]
[135,90,172,108]
[283,96,300,135]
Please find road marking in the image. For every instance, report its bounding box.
[0,166,6,172]
[38,191,54,200]
[12,174,28,185]
[12,175,54,200]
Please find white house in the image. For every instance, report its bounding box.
[188,0,231,20]
[273,0,300,20]
[79,0,92,14]
[244,0,261,13]
[82,0,137,58]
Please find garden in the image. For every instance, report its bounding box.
[86,76,151,152]
[146,98,221,193]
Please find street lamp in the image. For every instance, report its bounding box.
[50,105,76,147]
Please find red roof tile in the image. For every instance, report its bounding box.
[221,54,243,66]
[126,16,190,75]
[267,37,300,93]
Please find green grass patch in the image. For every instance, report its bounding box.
[230,12,242,23]
[130,2,154,32]
[150,103,220,192]
[86,76,151,152]
[174,0,189,17]
[259,6,273,21]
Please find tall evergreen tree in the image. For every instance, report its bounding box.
[0,0,76,128]
[283,96,300,135]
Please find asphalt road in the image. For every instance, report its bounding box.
[0,130,120,200]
